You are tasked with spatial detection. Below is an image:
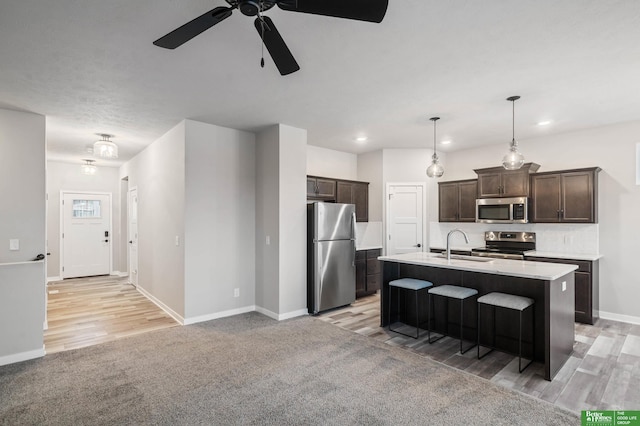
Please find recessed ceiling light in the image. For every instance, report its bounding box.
[355,136,368,143]
[537,120,552,126]
[441,140,452,145]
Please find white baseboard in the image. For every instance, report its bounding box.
[598,310,640,325]
[255,306,308,321]
[47,276,61,283]
[184,305,257,325]
[135,285,185,325]
[0,346,45,366]
[111,271,128,277]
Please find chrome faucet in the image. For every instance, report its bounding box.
[446,229,469,261]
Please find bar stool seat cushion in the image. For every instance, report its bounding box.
[428,284,478,300]
[478,292,534,311]
[389,278,433,291]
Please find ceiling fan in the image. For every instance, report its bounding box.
[153,0,389,76]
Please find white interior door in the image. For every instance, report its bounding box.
[62,192,111,278]
[128,188,139,287]
[387,184,424,255]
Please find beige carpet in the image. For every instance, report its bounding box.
[0,312,578,425]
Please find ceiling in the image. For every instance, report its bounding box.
[2,0,640,167]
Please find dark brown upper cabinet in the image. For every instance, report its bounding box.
[336,180,369,222]
[438,179,478,222]
[306,176,336,200]
[530,167,600,223]
[474,163,540,198]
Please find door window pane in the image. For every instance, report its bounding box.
[72,200,101,218]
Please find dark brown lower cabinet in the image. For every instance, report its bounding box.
[356,248,381,298]
[525,256,599,325]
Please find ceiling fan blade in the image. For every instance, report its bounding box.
[153,7,233,49]
[277,0,388,23]
[254,16,300,76]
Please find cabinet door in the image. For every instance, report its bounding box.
[574,271,591,324]
[530,174,562,222]
[316,178,336,198]
[438,182,459,222]
[337,181,368,222]
[477,172,502,197]
[352,182,369,222]
[355,259,367,298]
[561,171,595,222]
[457,180,478,222]
[501,170,529,197]
[306,178,318,197]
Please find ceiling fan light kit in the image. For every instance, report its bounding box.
[502,95,525,170]
[153,0,389,76]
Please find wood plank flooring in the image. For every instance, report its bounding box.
[44,275,178,354]
[318,293,640,413]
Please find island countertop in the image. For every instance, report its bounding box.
[379,252,577,281]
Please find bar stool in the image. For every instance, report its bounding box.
[477,292,535,373]
[427,285,478,354]
[388,278,433,339]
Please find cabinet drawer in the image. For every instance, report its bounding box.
[367,273,380,292]
[366,258,380,275]
[356,250,367,261]
[366,248,381,259]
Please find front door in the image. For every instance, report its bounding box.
[386,184,425,255]
[61,192,111,278]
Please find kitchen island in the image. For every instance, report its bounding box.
[379,252,577,381]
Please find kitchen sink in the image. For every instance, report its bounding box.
[436,254,495,263]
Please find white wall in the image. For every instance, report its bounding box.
[445,120,640,322]
[278,125,307,316]
[46,161,121,279]
[307,145,357,180]
[357,150,383,222]
[119,121,186,319]
[255,125,280,315]
[183,120,256,322]
[0,108,46,365]
[256,124,307,319]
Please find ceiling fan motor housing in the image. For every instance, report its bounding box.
[235,0,277,16]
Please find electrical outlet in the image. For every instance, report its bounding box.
[266,235,270,245]
[234,288,240,298]
[562,281,567,292]
[175,236,180,246]
[9,239,19,251]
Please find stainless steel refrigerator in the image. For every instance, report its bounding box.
[307,202,356,315]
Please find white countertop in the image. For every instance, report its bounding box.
[356,245,383,251]
[379,252,578,281]
[524,251,603,261]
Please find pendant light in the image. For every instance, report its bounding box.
[94,133,118,159]
[81,159,97,175]
[426,117,444,178]
[502,96,524,170]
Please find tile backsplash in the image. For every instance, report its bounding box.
[429,222,599,254]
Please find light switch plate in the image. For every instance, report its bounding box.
[9,239,19,251]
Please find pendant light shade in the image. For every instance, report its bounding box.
[94,134,118,159]
[502,96,524,170]
[426,117,444,178]
[81,159,97,175]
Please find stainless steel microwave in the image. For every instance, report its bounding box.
[476,197,528,224]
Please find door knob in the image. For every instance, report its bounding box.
[129,240,133,244]
[415,243,422,248]
[104,240,109,243]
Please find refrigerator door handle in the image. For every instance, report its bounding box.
[351,211,357,266]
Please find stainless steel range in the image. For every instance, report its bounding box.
[471,231,536,260]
